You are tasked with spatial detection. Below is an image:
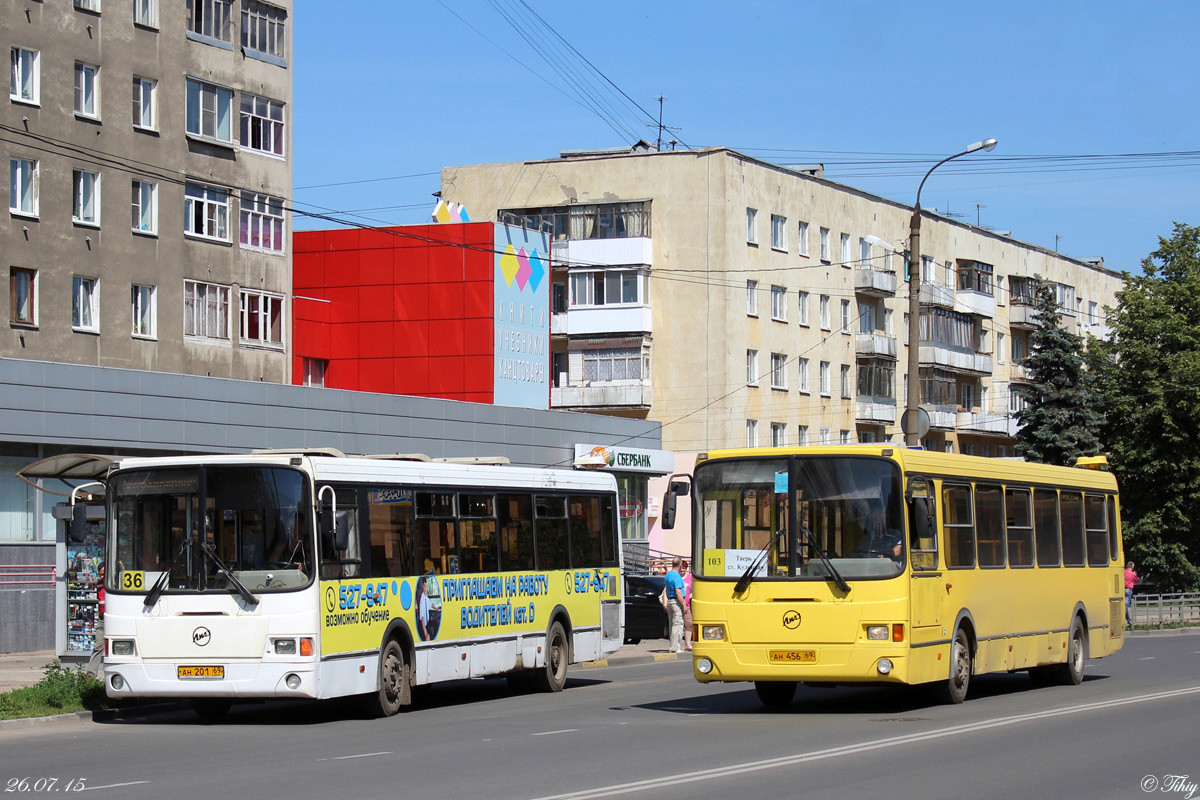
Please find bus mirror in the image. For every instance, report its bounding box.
[333,511,350,551]
[69,503,88,543]
[661,478,690,530]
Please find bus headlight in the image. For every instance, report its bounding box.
[877,658,894,675]
[273,638,297,655]
[866,626,888,641]
[697,658,713,675]
[702,625,725,641]
[110,674,125,691]
[111,640,136,656]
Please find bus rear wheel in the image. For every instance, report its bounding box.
[366,639,410,717]
[754,680,796,709]
[1052,619,1086,686]
[534,621,568,693]
[934,628,972,704]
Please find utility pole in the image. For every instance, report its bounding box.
[654,95,666,150]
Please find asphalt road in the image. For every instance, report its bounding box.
[2,635,1197,800]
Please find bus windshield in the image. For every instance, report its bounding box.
[110,466,313,594]
[693,455,905,581]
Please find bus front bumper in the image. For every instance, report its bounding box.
[103,659,319,700]
[692,642,910,685]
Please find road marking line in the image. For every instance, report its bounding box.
[529,685,1200,800]
[82,781,150,791]
[1139,657,1156,660]
[330,751,391,760]
[532,729,578,736]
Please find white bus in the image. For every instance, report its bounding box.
[39,450,624,717]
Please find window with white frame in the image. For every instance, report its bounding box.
[944,442,954,454]
[861,431,876,443]
[746,419,758,448]
[798,221,809,256]
[240,191,285,252]
[74,62,99,118]
[185,78,232,143]
[9,158,37,216]
[771,422,787,447]
[1088,301,1098,325]
[131,179,156,234]
[997,332,1005,364]
[10,267,36,326]
[819,295,830,329]
[569,269,642,306]
[771,353,787,390]
[884,308,894,335]
[746,208,757,244]
[797,425,809,446]
[746,280,758,316]
[961,383,975,410]
[921,255,935,284]
[72,169,99,225]
[239,93,284,157]
[820,361,831,396]
[819,427,831,445]
[840,430,851,445]
[72,276,98,332]
[840,299,851,333]
[133,76,156,129]
[820,227,830,261]
[771,285,786,321]
[239,288,283,347]
[840,233,851,266]
[241,1,286,61]
[858,300,875,334]
[134,0,158,27]
[184,279,230,340]
[131,284,156,338]
[840,364,851,398]
[859,237,871,268]
[797,357,810,393]
[74,0,101,12]
[302,357,326,388]
[796,291,810,326]
[771,214,786,250]
[187,0,232,42]
[184,183,229,240]
[582,347,643,382]
[10,47,39,104]
[746,349,759,386]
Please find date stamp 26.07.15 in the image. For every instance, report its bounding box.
[4,778,87,793]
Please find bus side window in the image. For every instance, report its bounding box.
[1085,494,1108,566]
[943,484,975,568]
[319,487,362,580]
[1107,495,1119,562]
[1006,487,1035,567]
[569,495,603,568]
[535,496,569,570]
[499,494,534,572]
[1034,488,1061,567]
[367,488,413,579]
[906,477,938,570]
[459,494,498,574]
[416,492,457,575]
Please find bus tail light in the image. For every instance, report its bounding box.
[892,624,904,642]
[300,638,314,657]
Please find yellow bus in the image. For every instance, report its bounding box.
[662,445,1125,706]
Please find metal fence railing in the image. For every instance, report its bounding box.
[1131,592,1200,628]
[0,564,55,587]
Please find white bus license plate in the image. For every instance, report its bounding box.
[178,665,225,679]
[769,650,817,663]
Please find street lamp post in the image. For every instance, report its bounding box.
[905,138,998,447]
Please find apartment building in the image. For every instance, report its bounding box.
[441,146,1123,455]
[4,0,293,381]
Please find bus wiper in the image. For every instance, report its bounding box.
[801,524,850,593]
[734,529,784,595]
[201,542,259,606]
[144,538,191,608]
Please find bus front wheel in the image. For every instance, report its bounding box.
[534,621,569,693]
[754,680,797,709]
[367,639,410,717]
[934,628,972,705]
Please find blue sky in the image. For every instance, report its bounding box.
[293,0,1200,275]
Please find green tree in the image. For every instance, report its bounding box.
[1090,223,1200,591]
[1013,278,1103,467]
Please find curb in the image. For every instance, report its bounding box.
[0,702,183,730]
[580,650,690,670]
[1127,626,1200,637]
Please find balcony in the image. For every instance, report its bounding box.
[1008,363,1032,383]
[855,333,898,359]
[558,236,653,267]
[957,410,1010,434]
[919,343,993,375]
[563,305,652,336]
[926,407,957,430]
[920,283,955,309]
[854,266,897,297]
[856,398,897,425]
[551,312,568,336]
[551,382,653,410]
[1008,302,1037,329]
[955,290,995,320]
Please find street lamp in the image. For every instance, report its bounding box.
[905,138,997,447]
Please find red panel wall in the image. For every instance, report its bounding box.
[291,224,496,403]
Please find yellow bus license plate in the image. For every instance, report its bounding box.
[178,665,225,679]
[769,650,817,663]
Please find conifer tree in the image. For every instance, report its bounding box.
[1013,278,1103,467]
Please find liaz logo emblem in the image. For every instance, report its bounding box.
[192,627,212,647]
[782,611,802,629]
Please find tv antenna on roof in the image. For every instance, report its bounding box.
[974,202,987,227]
[649,95,681,151]
[939,200,966,219]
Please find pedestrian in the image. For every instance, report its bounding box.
[1124,561,1139,626]
[87,563,106,677]
[663,556,686,653]
[681,559,694,652]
